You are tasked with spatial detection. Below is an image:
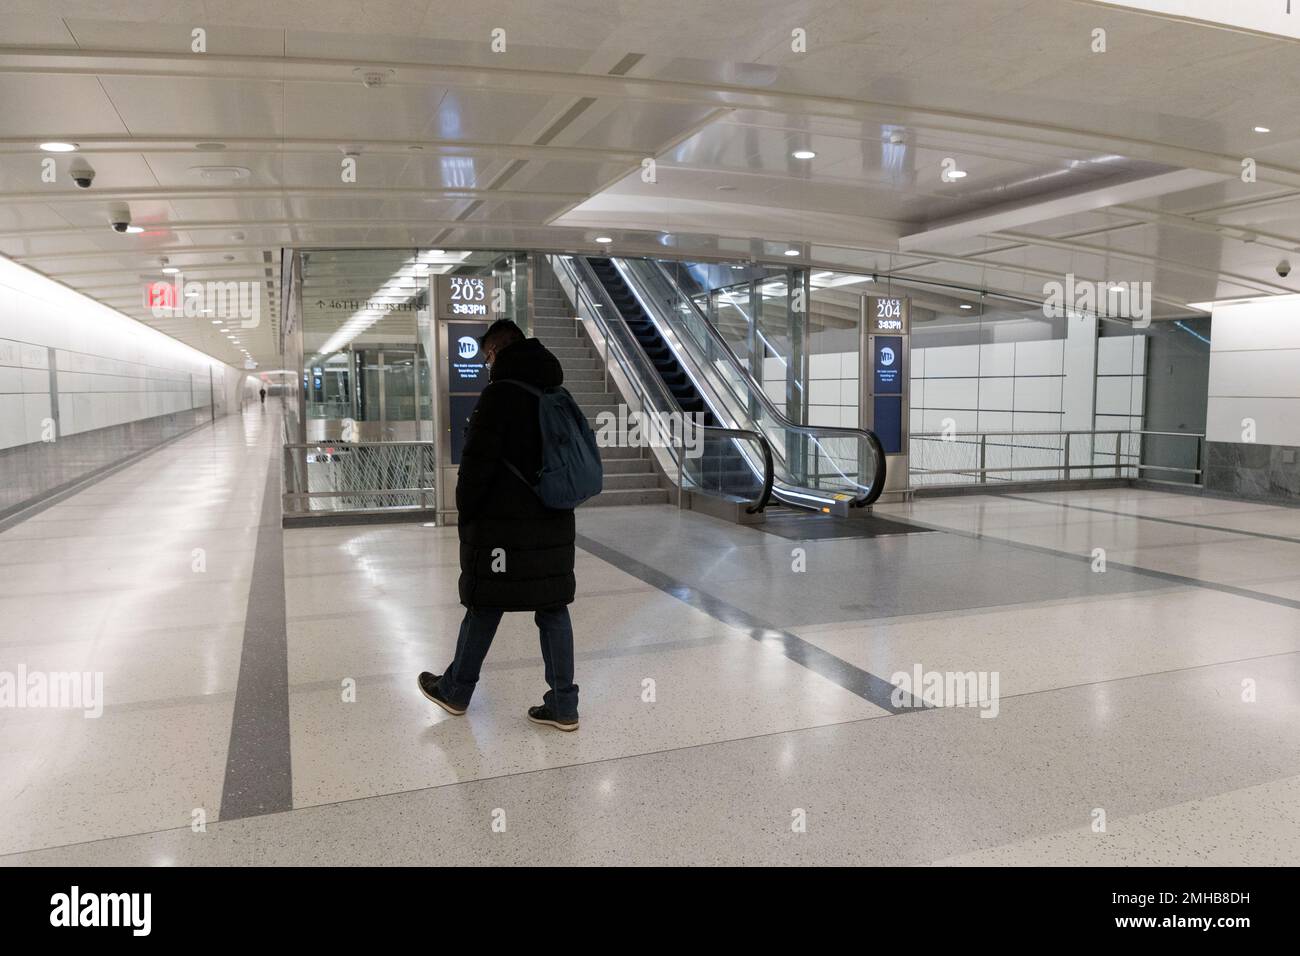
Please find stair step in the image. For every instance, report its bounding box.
[581,488,671,507]
[568,391,617,404]
[600,456,652,474]
[601,473,663,491]
[598,444,646,461]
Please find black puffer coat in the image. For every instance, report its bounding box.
[456,338,577,611]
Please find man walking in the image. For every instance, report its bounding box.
[418,319,580,731]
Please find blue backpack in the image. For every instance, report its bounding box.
[498,379,604,509]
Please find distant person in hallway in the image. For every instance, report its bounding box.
[419,318,580,731]
[259,387,267,405]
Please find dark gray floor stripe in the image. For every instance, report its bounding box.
[220,440,293,820]
[574,533,915,713]
[997,492,1300,546]
[887,512,1300,613]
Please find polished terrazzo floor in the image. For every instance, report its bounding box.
[2,410,1298,865]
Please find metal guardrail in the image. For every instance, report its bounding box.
[908,429,1204,486]
[283,440,436,514]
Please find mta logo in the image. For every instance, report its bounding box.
[457,336,479,359]
[880,346,895,366]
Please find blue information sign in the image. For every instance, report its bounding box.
[874,335,903,394]
[873,335,904,453]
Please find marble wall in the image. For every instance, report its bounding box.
[1204,441,1300,503]
[0,405,212,520]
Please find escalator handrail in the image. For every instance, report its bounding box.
[549,255,775,514]
[630,258,887,507]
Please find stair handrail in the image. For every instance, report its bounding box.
[622,258,887,507]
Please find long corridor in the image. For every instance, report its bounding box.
[2,410,1297,866]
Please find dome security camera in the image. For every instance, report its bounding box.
[108,203,132,233]
[1277,260,1292,278]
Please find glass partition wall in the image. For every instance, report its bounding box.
[295,249,527,442]
[282,248,528,515]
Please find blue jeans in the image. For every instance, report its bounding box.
[437,606,579,719]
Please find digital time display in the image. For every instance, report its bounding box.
[437,275,494,319]
[868,296,908,334]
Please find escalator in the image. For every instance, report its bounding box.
[579,256,886,515]
[549,253,885,518]
[586,257,757,497]
[588,258,708,422]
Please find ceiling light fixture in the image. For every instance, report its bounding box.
[122,225,144,234]
[595,236,613,244]
[783,249,800,257]
[947,170,968,180]
[792,149,816,160]
[960,304,973,309]
[162,266,179,274]
[1254,126,1271,133]
[40,142,78,152]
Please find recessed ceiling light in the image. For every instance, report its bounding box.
[960,304,973,309]
[40,142,78,152]
[792,149,816,160]
[211,320,221,324]
[162,266,179,274]
[1254,126,1271,133]
[122,225,144,234]
[783,249,800,257]
[947,170,968,180]
[595,236,613,244]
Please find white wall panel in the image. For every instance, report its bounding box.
[1011,376,1064,412]
[0,254,240,451]
[1208,349,1300,399]
[979,342,1016,377]
[1013,339,1064,375]
[924,345,981,377]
